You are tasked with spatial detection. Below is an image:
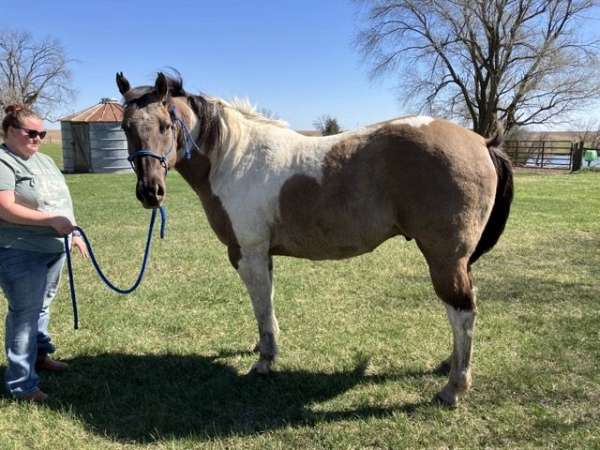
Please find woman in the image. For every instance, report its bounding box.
[0,104,88,402]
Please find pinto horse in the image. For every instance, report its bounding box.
[116,72,513,407]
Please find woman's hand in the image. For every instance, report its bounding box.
[71,235,89,258]
[47,216,74,236]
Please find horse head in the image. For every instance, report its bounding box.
[116,71,184,208]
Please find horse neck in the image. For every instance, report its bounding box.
[172,108,259,211]
[180,101,339,183]
[215,108,312,168]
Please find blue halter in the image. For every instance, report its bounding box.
[126,104,201,174]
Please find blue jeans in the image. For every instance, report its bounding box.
[0,248,65,397]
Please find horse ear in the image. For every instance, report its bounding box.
[155,72,169,101]
[116,72,131,95]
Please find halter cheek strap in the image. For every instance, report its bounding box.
[127,104,200,175]
[168,104,201,159]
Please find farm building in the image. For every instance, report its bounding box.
[60,98,130,173]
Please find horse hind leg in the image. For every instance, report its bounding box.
[427,257,477,407]
[434,267,475,375]
[236,248,279,374]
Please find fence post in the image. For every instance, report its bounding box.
[571,141,583,172]
[541,141,545,168]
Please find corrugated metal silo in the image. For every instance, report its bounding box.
[61,121,74,172]
[60,98,130,173]
[89,122,130,172]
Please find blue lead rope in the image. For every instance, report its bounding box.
[64,206,167,329]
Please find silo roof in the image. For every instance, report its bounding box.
[60,98,123,122]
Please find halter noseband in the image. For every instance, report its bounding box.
[127,104,201,175]
[127,149,170,174]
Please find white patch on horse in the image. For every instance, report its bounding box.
[389,116,435,128]
[437,304,476,406]
[210,118,346,247]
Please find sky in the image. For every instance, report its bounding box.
[1,0,406,131]
[1,1,599,131]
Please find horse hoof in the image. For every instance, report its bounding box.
[249,361,271,375]
[433,391,458,409]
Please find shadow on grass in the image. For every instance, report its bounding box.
[30,350,438,443]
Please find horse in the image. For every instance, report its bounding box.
[116,72,513,407]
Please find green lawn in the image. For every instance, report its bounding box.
[1,145,599,449]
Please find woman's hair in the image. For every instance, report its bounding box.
[2,104,38,134]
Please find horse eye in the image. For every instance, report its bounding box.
[159,123,172,134]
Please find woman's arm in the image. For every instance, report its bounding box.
[0,190,74,236]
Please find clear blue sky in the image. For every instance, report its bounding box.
[1,0,405,131]
[2,1,599,131]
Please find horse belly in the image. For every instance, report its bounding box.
[270,204,399,260]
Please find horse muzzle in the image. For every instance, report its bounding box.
[136,181,165,208]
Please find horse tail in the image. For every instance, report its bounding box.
[469,133,514,266]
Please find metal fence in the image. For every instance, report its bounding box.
[504,140,577,170]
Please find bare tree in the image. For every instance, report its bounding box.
[0,30,74,122]
[313,115,343,135]
[574,117,600,147]
[355,0,600,136]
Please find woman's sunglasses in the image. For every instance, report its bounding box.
[14,125,47,140]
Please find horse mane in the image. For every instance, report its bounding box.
[122,73,287,152]
[225,98,288,128]
[187,94,224,152]
[162,73,288,128]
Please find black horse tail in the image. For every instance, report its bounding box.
[469,134,514,266]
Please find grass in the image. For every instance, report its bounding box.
[0,145,599,449]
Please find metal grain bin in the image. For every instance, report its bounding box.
[61,121,75,172]
[60,98,130,173]
[89,123,130,172]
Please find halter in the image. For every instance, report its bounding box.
[127,104,201,175]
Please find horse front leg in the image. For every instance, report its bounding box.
[236,247,279,374]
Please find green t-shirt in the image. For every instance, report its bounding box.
[0,143,75,253]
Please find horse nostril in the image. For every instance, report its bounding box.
[156,184,165,198]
